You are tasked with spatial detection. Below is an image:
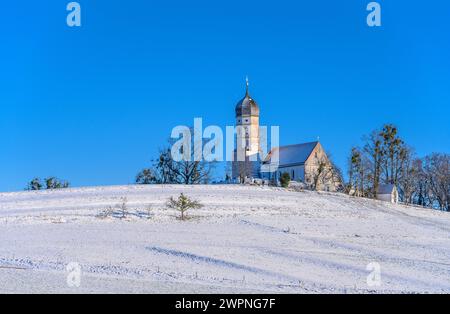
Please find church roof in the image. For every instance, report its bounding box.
[263,141,319,167]
[377,184,397,195]
[235,79,259,117]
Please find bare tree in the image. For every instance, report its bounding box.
[411,158,431,207]
[308,153,342,191]
[232,157,254,183]
[347,124,450,211]
[310,157,327,191]
[141,141,215,185]
[155,148,214,184]
[135,168,157,184]
[397,147,417,204]
[347,147,370,196]
[423,153,450,211]
[363,130,383,197]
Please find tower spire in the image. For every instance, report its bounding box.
[245,75,249,96]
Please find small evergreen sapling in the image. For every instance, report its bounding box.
[166,193,203,220]
[118,197,128,219]
[145,204,153,220]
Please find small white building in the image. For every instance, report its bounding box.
[377,184,399,204]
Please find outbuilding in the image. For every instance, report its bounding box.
[377,184,399,204]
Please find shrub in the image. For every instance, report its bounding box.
[145,204,153,220]
[27,178,43,191]
[44,177,70,189]
[280,172,291,188]
[26,177,69,191]
[96,206,114,219]
[118,197,128,219]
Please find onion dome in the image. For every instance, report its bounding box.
[235,77,260,117]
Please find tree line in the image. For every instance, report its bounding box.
[347,124,449,211]
[24,124,448,212]
[26,177,70,191]
[136,134,215,185]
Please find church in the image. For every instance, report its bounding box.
[232,79,342,192]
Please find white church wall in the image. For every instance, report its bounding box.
[377,192,398,204]
[377,194,393,203]
[272,165,305,182]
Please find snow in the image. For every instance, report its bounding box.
[0,184,449,293]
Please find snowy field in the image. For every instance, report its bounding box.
[0,184,449,294]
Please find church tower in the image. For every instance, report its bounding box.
[232,77,261,180]
[235,77,260,158]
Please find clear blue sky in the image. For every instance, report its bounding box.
[1,1,449,192]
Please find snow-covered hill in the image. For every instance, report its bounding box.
[0,184,449,293]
